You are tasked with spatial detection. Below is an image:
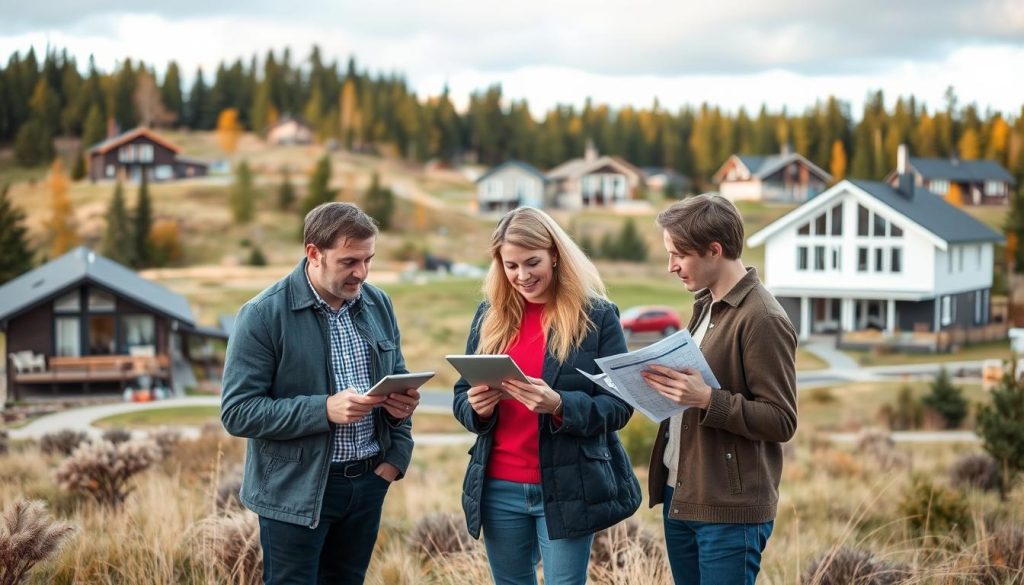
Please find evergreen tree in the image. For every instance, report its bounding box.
[70,149,87,180]
[302,155,335,219]
[101,181,133,265]
[921,367,968,429]
[111,59,137,131]
[81,101,106,149]
[187,68,212,129]
[976,372,1024,493]
[160,61,183,122]
[230,159,255,223]
[277,166,296,210]
[133,173,153,267]
[251,79,274,135]
[363,173,395,230]
[14,118,54,166]
[248,246,268,266]
[0,183,34,284]
[616,218,648,262]
[599,231,618,260]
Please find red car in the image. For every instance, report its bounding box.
[620,305,682,339]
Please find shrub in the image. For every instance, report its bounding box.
[808,387,837,404]
[801,546,912,585]
[976,371,1024,492]
[407,512,479,559]
[101,428,132,445]
[186,512,262,585]
[897,474,971,542]
[884,386,923,431]
[949,453,1002,493]
[855,429,910,471]
[215,476,244,514]
[55,439,160,509]
[921,367,968,429]
[149,427,182,458]
[247,246,267,266]
[590,518,663,571]
[0,499,76,585]
[39,430,88,456]
[617,415,658,468]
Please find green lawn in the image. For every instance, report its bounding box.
[93,406,221,429]
[851,339,1012,366]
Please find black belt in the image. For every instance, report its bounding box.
[331,455,380,478]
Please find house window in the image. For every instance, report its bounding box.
[155,165,173,180]
[831,246,841,270]
[985,181,1006,196]
[857,247,869,272]
[798,222,810,236]
[831,204,843,235]
[121,315,156,350]
[873,213,888,237]
[947,248,954,273]
[930,180,950,194]
[958,247,964,272]
[106,165,115,178]
[974,291,983,324]
[814,212,827,236]
[976,246,982,269]
[55,317,81,357]
[485,180,503,200]
[941,295,953,326]
[857,204,870,236]
[890,248,902,273]
[139,144,154,163]
[891,224,903,237]
[814,246,825,271]
[89,290,116,311]
[54,291,81,313]
[874,248,884,272]
[797,246,808,270]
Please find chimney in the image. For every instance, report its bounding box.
[781,143,791,157]
[584,139,597,162]
[897,144,914,198]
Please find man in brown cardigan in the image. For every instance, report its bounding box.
[640,194,797,585]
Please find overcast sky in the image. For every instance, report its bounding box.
[1,0,1022,117]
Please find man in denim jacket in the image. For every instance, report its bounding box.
[222,202,418,585]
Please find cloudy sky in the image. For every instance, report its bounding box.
[1,0,1022,117]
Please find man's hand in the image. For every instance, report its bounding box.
[467,384,503,418]
[381,388,421,419]
[373,462,400,483]
[326,388,387,424]
[641,364,713,409]
[502,376,562,415]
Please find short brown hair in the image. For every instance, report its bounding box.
[656,194,744,259]
[303,202,378,249]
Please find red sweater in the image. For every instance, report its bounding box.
[486,302,546,484]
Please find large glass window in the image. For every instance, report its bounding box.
[857,247,869,272]
[814,212,827,236]
[88,315,116,355]
[54,291,81,313]
[890,248,902,273]
[121,315,156,350]
[814,246,825,271]
[797,246,808,270]
[857,204,870,236]
[873,213,888,237]
[55,317,81,357]
[88,289,116,311]
[831,204,843,235]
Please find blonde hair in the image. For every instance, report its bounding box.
[476,207,608,362]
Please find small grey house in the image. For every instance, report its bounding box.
[0,247,227,400]
[883,155,1016,206]
[714,148,832,203]
[475,160,550,213]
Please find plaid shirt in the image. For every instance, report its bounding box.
[307,276,380,463]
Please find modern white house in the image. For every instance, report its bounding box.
[545,142,645,209]
[747,148,1005,351]
[474,160,549,213]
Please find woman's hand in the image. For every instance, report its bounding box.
[502,376,563,415]
[467,384,503,418]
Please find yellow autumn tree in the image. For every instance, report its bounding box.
[829,139,847,184]
[148,219,183,267]
[339,77,360,149]
[216,108,242,154]
[946,183,965,207]
[957,128,980,160]
[47,159,78,257]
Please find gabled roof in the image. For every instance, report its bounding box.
[476,160,548,184]
[546,155,643,181]
[896,157,1016,184]
[0,247,194,326]
[268,115,313,131]
[748,180,1003,248]
[714,153,832,184]
[88,127,182,155]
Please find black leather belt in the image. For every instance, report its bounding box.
[332,455,380,478]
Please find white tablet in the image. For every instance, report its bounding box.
[365,371,436,397]
[446,354,531,389]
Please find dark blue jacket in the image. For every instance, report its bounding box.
[453,298,642,540]
[221,259,412,528]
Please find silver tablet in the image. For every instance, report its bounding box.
[446,354,531,388]
[365,371,436,396]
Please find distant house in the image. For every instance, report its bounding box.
[88,127,208,183]
[546,143,645,208]
[882,153,1016,205]
[747,148,1005,352]
[267,116,314,145]
[713,148,831,203]
[475,160,549,213]
[0,247,227,400]
[642,167,691,196]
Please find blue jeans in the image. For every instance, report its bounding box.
[258,462,390,585]
[481,478,594,585]
[662,487,773,585]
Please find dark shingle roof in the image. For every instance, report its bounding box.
[476,160,548,184]
[0,247,194,325]
[849,180,1004,244]
[908,157,1015,184]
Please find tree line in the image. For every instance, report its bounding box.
[3,46,1023,188]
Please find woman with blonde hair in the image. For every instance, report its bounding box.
[453,207,641,585]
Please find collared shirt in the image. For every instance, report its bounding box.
[306,275,379,462]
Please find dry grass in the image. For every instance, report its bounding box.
[1,420,1023,584]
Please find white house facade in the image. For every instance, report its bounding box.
[475,160,548,213]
